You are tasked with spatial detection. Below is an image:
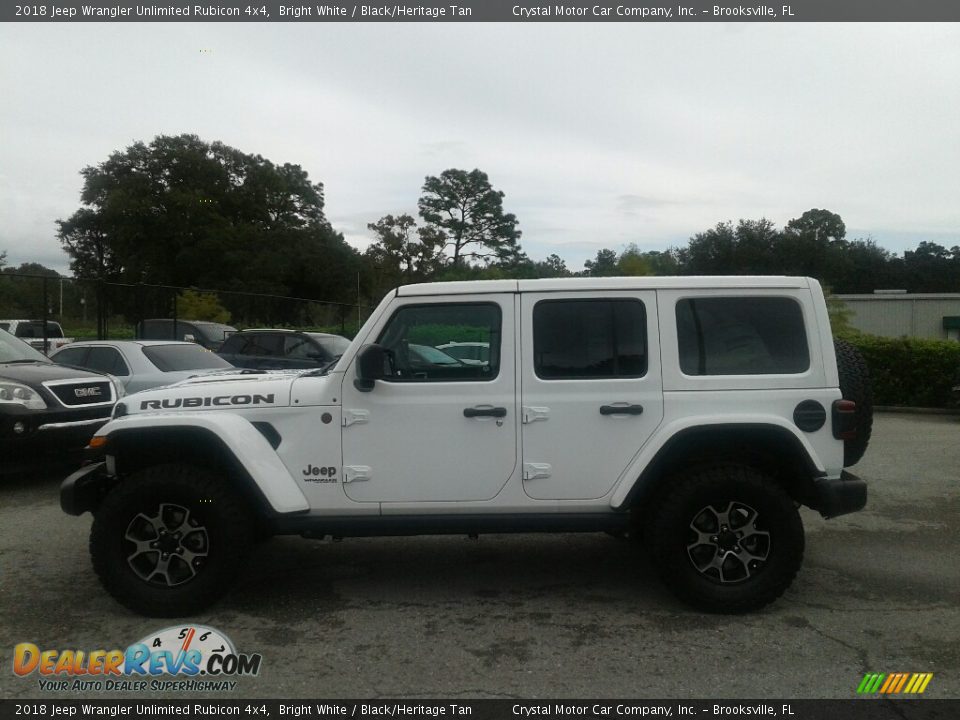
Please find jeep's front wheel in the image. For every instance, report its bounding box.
[650,464,804,614]
[90,464,254,617]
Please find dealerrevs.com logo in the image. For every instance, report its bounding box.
[13,625,262,693]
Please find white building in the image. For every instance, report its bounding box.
[836,292,960,341]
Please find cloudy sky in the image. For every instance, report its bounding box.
[1,22,958,274]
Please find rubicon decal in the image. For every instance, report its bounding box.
[857,672,933,695]
[140,393,275,410]
[13,626,262,693]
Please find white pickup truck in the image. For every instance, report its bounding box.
[0,319,73,355]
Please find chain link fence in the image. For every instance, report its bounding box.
[0,272,372,347]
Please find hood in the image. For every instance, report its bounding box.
[121,370,303,414]
[0,360,110,386]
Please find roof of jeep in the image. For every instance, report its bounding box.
[396,276,813,297]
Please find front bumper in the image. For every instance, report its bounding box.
[811,470,867,519]
[2,415,109,474]
[60,461,113,516]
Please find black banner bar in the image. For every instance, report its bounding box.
[4,0,960,23]
[1,700,959,720]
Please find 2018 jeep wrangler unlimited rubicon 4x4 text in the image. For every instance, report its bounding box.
[61,277,871,617]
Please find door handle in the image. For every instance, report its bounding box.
[463,406,507,418]
[599,404,644,416]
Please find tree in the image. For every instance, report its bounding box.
[0,262,63,319]
[902,241,960,292]
[417,169,521,267]
[57,134,359,323]
[679,218,782,275]
[785,209,846,243]
[642,249,681,276]
[363,214,445,300]
[617,244,653,276]
[679,222,737,274]
[365,214,445,278]
[822,238,898,293]
[584,248,620,277]
[175,290,231,323]
[778,209,847,279]
[533,254,571,278]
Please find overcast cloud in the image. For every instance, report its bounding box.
[1,22,958,274]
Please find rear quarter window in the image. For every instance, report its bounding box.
[676,296,809,375]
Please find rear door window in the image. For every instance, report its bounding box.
[85,347,130,376]
[533,299,647,380]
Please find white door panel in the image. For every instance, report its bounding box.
[520,291,663,501]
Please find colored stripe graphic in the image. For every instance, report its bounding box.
[858,672,933,694]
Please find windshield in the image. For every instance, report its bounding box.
[196,323,237,343]
[142,344,234,372]
[442,344,490,362]
[13,321,65,339]
[0,329,50,363]
[309,334,351,357]
[409,344,462,366]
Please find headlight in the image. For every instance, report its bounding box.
[0,382,47,410]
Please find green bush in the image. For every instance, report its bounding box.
[846,335,960,408]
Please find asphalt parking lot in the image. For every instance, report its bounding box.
[1,412,958,700]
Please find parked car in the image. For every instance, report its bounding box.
[436,341,490,366]
[218,329,350,370]
[0,319,73,355]
[135,319,236,351]
[1,328,120,474]
[51,341,235,394]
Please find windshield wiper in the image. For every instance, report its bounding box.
[1,359,46,364]
[302,355,342,377]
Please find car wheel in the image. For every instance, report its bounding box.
[649,464,804,614]
[90,464,254,617]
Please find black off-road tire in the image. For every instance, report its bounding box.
[834,338,873,467]
[649,464,804,614]
[90,464,255,617]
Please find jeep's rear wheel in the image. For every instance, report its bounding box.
[649,464,804,613]
[90,464,254,617]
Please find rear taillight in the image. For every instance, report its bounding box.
[833,399,857,440]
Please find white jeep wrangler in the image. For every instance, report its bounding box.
[62,277,871,617]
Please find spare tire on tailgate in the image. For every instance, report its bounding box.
[834,338,873,467]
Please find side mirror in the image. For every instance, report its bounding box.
[184,334,196,343]
[354,344,388,392]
